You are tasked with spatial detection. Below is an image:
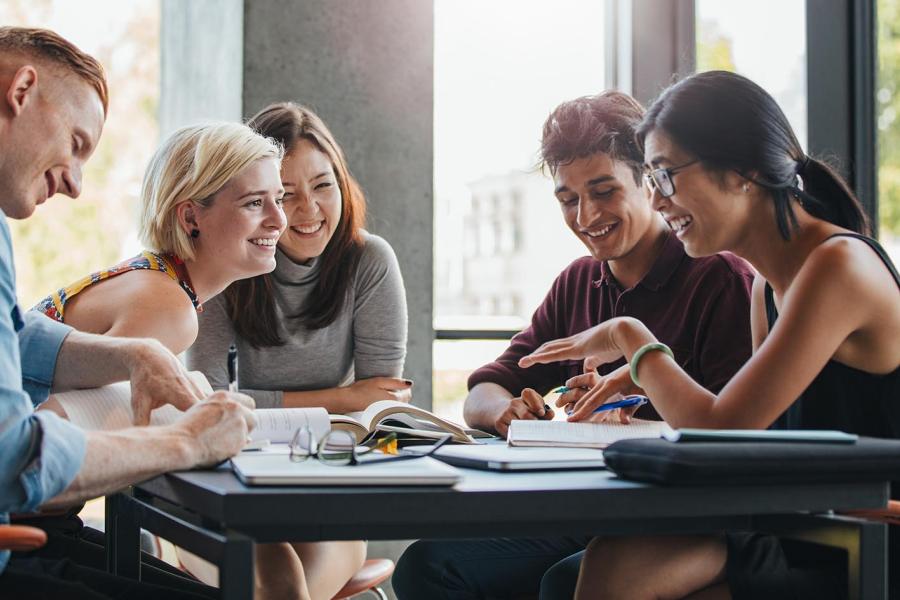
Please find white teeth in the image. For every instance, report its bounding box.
[250,238,277,247]
[585,223,616,238]
[293,221,323,234]
[668,216,693,232]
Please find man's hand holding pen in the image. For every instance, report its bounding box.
[493,388,554,439]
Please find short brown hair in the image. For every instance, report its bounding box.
[539,91,645,183]
[0,26,109,114]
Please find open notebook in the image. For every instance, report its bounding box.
[507,419,673,449]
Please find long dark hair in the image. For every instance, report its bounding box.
[636,70,869,239]
[225,102,366,347]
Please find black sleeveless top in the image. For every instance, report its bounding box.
[766,233,900,437]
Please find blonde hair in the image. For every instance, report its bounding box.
[139,122,283,260]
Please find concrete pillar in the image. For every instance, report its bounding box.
[160,0,435,406]
[160,0,244,136]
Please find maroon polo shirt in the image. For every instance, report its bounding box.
[468,231,754,403]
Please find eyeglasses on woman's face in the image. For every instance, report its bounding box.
[643,159,700,198]
[289,428,451,466]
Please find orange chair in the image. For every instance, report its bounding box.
[332,558,394,600]
[844,499,900,525]
[178,546,394,600]
[0,524,47,552]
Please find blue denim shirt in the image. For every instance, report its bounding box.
[0,214,86,573]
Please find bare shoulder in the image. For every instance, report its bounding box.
[103,270,199,354]
[804,235,895,293]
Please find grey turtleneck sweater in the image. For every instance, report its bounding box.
[186,231,408,408]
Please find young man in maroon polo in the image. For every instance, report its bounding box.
[393,91,754,600]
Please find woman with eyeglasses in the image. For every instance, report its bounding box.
[522,71,900,600]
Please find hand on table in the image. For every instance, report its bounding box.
[344,377,413,411]
[493,388,553,439]
[175,391,258,466]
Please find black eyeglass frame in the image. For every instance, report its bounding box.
[644,159,700,198]
[290,428,453,467]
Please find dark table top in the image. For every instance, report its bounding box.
[132,465,889,543]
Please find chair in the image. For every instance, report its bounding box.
[331,558,394,600]
[843,499,900,525]
[0,524,47,551]
[177,546,394,600]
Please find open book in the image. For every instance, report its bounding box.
[507,418,672,449]
[46,374,331,445]
[44,376,488,446]
[332,400,492,444]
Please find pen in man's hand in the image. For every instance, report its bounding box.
[227,344,239,393]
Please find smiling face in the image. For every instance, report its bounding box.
[643,129,750,257]
[277,139,342,264]
[0,69,104,219]
[554,153,657,263]
[187,157,286,279]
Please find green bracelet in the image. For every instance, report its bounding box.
[629,342,675,388]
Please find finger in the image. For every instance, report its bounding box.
[225,392,256,410]
[541,406,555,421]
[555,387,588,407]
[509,403,538,420]
[619,405,640,425]
[520,389,546,415]
[495,420,510,438]
[241,404,259,432]
[568,384,611,422]
[131,394,151,426]
[565,372,599,389]
[583,356,604,373]
[518,339,580,368]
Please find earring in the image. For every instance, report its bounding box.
[742,183,750,193]
[190,229,200,239]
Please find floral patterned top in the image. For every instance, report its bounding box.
[32,250,201,322]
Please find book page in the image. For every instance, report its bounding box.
[508,419,670,448]
[350,400,472,441]
[250,407,330,443]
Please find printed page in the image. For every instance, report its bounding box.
[249,407,330,443]
[508,419,670,448]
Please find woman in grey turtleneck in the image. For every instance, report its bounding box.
[186,102,407,599]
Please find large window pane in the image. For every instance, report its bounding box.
[878,0,900,262]
[695,0,807,149]
[433,0,606,418]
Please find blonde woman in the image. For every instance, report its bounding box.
[34,123,356,600]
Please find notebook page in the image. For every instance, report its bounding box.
[508,419,669,448]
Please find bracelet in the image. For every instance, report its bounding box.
[629,342,674,388]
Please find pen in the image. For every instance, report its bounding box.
[565,395,648,416]
[227,344,239,393]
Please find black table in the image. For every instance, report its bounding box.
[106,466,890,599]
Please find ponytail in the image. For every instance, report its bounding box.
[639,71,871,240]
[796,157,870,235]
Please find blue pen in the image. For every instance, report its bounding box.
[564,395,648,416]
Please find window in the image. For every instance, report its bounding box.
[5,0,160,308]
[878,0,900,262]
[695,0,807,149]
[433,0,606,421]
